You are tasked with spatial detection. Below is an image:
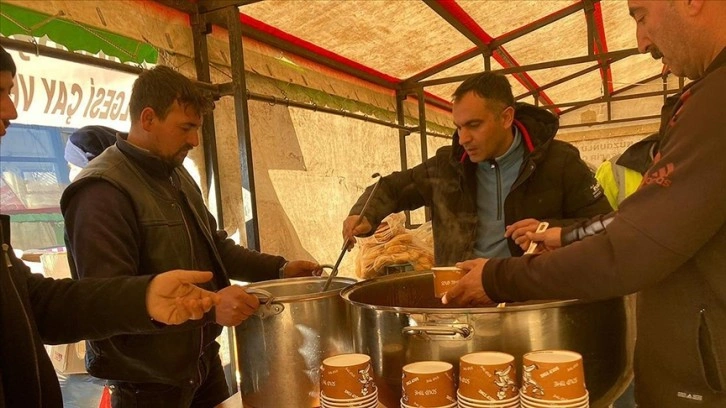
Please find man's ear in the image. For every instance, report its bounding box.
[500,105,515,128]
[139,107,156,131]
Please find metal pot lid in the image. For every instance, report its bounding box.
[244,276,357,302]
[340,271,593,314]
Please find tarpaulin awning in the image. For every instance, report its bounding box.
[0,2,157,65]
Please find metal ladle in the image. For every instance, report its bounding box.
[321,172,382,292]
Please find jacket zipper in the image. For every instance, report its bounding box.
[4,243,43,407]
[490,160,502,220]
[170,175,205,388]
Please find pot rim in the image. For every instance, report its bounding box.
[244,276,357,303]
[340,271,596,313]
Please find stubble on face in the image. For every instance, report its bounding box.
[167,144,193,167]
[636,0,694,78]
[153,102,201,168]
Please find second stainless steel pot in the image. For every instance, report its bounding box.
[236,276,357,408]
[340,271,635,408]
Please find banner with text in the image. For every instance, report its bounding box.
[8,49,137,131]
[570,135,647,170]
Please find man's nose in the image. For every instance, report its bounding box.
[188,130,200,147]
[458,129,471,144]
[1,96,18,120]
[635,27,651,54]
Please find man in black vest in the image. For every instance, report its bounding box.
[61,66,321,407]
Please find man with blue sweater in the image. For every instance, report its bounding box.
[343,72,611,268]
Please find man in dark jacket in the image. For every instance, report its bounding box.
[446,1,726,407]
[0,46,220,408]
[343,72,611,266]
[60,66,321,407]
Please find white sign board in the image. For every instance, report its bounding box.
[7,49,137,131]
[569,135,648,170]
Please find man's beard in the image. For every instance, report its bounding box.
[165,146,191,167]
[649,46,664,60]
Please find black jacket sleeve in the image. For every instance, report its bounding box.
[208,209,285,282]
[543,142,613,228]
[349,151,444,230]
[482,72,726,303]
[26,272,158,344]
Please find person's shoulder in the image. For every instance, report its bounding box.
[434,145,453,156]
[693,65,726,98]
[677,67,726,130]
[544,139,581,158]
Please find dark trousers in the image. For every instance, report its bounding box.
[109,353,230,408]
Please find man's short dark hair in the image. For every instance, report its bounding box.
[129,65,212,123]
[0,46,17,77]
[452,72,514,108]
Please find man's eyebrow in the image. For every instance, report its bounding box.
[629,7,641,18]
[454,119,480,128]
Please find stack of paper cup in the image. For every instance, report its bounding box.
[520,350,588,408]
[320,353,379,408]
[401,361,457,408]
[457,352,519,407]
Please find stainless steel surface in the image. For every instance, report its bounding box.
[236,277,357,408]
[341,271,635,408]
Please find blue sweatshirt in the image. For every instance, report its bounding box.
[472,127,523,258]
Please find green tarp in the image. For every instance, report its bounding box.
[0,2,157,65]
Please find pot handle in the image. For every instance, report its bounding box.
[402,325,473,340]
[245,288,285,319]
[318,264,334,277]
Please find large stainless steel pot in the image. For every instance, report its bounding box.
[340,271,635,408]
[236,276,357,408]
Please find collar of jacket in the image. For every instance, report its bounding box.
[451,102,559,169]
[704,46,726,77]
[615,132,661,174]
[115,133,179,181]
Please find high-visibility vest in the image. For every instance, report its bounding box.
[595,155,644,210]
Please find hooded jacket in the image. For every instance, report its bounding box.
[0,215,158,408]
[483,47,726,407]
[350,103,611,265]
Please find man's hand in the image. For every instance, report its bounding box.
[504,218,541,251]
[526,227,562,253]
[146,270,221,325]
[215,285,260,326]
[441,259,495,307]
[342,215,372,251]
[283,260,323,278]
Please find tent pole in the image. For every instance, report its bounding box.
[191,9,225,227]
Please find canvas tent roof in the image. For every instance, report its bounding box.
[0,0,678,131]
[204,0,678,129]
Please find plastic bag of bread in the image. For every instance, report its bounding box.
[356,213,434,279]
[357,212,406,246]
[409,221,433,254]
